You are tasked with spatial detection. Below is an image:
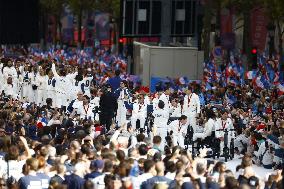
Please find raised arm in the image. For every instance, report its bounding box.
[19,136,32,160]
[196,94,201,114]
[51,63,60,78]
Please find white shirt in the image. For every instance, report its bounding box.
[21,71,33,84]
[132,102,147,116]
[182,93,200,114]
[3,83,17,99]
[52,64,70,96]
[168,120,187,136]
[159,93,170,111]
[153,108,169,128]
[35,75,48,90]
[254,141,273,166]
[169,104,182,118]
[215,118,234,138]
[72,100,83,110]
[82,76,93,92]
[65,72,78,99]
[0,159,26,181]
[92,172,111,189]
[77,103,96,120]
[90,97,100,107]
[137,173,153,188]
[165,172,176,180]
[46,77,56,94]
[3,66,17,80]
[234,134,249,151]
[204,118,215,138]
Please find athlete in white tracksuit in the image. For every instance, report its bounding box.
[169,99,182,119]
[2,61,17,81]
[2,77,17,99]
[21,65,33,102]
[52,63,71,108]
[76,95,96,120]
[30,69,38,103]
[35,68,48,106]
[82,72,93,98]
[254,140,274,168]
[90,94,101,121]
[114,81,131,127]
[153,100,169,150]
[182,88,200,132]
[131,96,147,129]
[46,71,56,106]
[214,113,234,155]
[0,63,4,93]
[234,133,249,154]
[65,69,78,101]
[168,115,188,148]
[193,108,215,141]
[159,91,170,112]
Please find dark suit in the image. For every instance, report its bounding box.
[64,174,85,189]
[141,176,171,189]
[99,90,117,131]
[50,174,64,185]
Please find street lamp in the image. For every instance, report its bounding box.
[267,23,275,59]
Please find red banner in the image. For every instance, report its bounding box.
[250,8,268,52]
[221,9,232,35]
[46,16,57,43]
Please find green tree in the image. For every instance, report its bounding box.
[67,0,96,47]
[220,0,260,69]
[95,0,120,52]
[228,0,257,56]
[40,0,66,43]
[262,0,284,65]
[95,0,120,20]
[201,0,229,61]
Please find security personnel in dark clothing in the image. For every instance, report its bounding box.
[99,84,117,131]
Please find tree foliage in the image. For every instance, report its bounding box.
[66,0,96,45]
[95,0,120,19]
[262,0,284,62]
[262,0,284,21]
[40,0,66,16]
[67,0,96,15]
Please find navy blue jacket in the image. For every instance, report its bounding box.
[108,76,122,91]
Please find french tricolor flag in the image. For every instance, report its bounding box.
[277,83,284,95]
[179,77,186,85]
[273,72,280,85]
[245,71,256,80]
[253,76,264,89]
[99,60,107,69]
[119,59,127,69]
[227,77,238,86]
[100,76,109,84]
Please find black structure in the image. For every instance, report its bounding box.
[0,0,39,44]
[120,0,198,39]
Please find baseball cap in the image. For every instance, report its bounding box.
[91,160,104,169]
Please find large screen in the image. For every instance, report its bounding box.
[120,0,197,37]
